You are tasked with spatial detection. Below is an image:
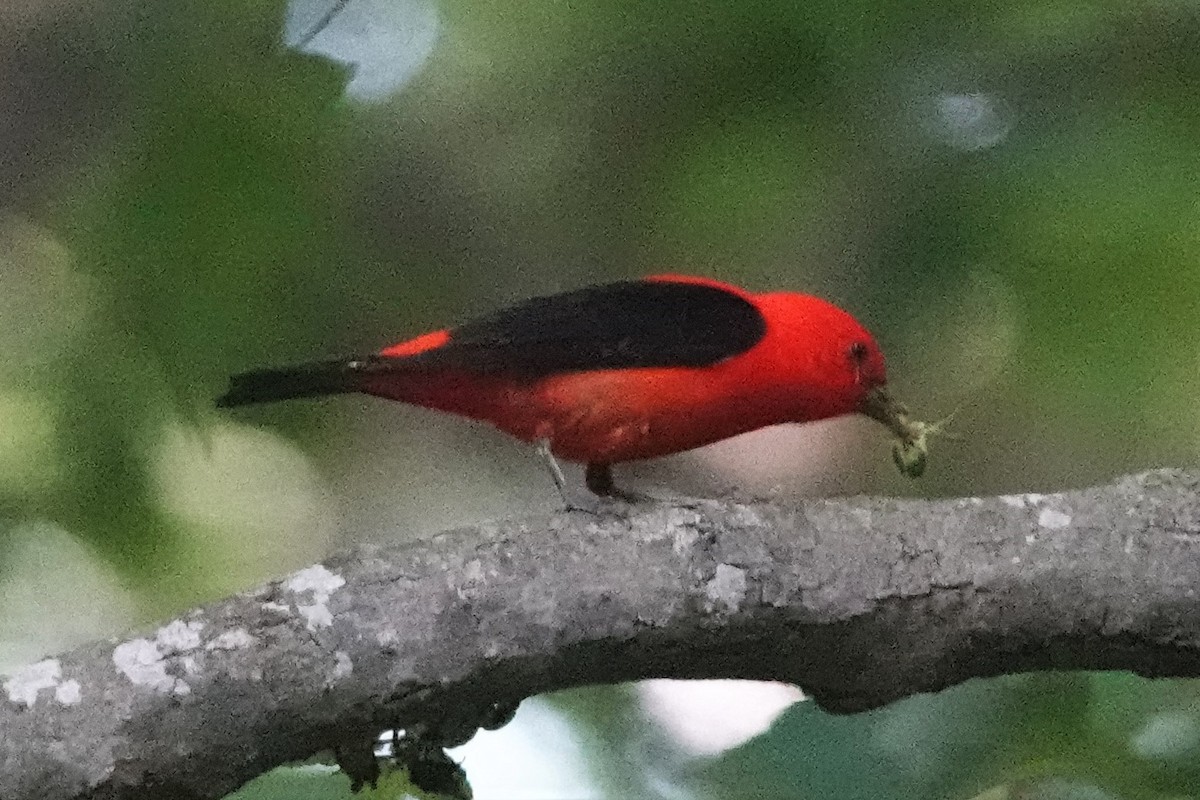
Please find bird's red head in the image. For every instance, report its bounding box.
[751,291,889,423]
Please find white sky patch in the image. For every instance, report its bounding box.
[639,680,804,757]
[449,699,599,800]
[3,658,61,707]
[284,0,440,102]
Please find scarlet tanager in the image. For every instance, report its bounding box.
[217,274,935,498]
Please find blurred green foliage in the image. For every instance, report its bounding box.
[5,0,1200,797]
[228,761,469,800]
[686,673,1200,800]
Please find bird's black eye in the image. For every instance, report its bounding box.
[848,341,869,363]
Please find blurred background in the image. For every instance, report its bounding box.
[4,0,1200,797]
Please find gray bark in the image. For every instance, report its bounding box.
[4,468,1200,800]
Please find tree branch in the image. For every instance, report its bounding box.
[5,469,1200,800]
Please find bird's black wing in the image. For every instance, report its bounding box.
[411,279,767,379]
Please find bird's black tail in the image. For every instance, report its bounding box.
[216,358,370,408]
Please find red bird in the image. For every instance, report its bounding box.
[217,274,918,498]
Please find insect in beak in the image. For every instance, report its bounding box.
[859,386,955,478]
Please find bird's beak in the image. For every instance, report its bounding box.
[858,385,915,439]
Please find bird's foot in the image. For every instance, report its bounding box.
[559,491,636,516]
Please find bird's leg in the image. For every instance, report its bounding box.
[535,444,647,509]
[585,462,616,496]
[585,462,648,502]
[535,438,572,507]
